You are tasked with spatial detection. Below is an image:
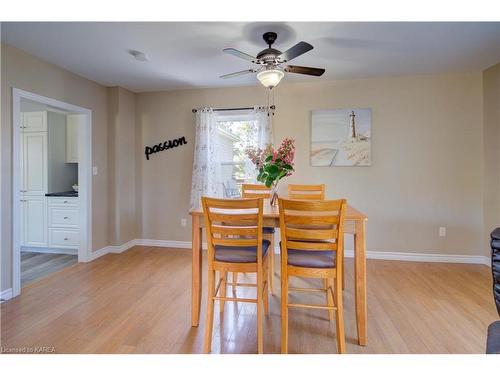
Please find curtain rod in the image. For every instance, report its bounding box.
[191,105,275,113]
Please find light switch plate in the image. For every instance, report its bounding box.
[93,166,98,176]
[439,227,446,237]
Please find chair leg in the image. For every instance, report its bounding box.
[334,276,346,354]
[204,268,216,353]
[263,257,269,315]
[326,277,334,322]
[232,272,238,294]
[342,258,345,290]
[257,265,264,354]
[220,271,227,314]
[268,234,275,295]
[281,265,289,354]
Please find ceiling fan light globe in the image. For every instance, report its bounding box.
[256,69,284,89]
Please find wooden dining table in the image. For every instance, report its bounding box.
[189,203,368,346]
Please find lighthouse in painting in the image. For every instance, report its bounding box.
[349,110,357,139]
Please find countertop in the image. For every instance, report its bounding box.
[45,191,78,197]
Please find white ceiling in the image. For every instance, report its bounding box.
[2,22,500,92]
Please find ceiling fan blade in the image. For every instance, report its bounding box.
[220,69,256,79]
[278,41,313,62]
[223,48,257,63]
[284,65,325,76]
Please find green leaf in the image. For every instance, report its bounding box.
[266,164,279,177]
[265,177,274,187]
[283,164,293,170]
[265,155,273,162]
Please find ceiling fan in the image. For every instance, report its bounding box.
[221,32,325,89]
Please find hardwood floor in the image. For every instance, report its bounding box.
[21,251,77,286]
[1,246,497,354]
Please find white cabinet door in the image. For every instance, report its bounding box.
[66,115,81,163]
[21,131,48,195]
[22,111,47,132]
[23,196,47,247]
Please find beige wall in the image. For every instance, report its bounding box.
[1,43,110,291]
[107,86,137,245]
[483,62,500,256]
[136,73,485,256]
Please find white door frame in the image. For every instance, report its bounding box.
[12,88,93,298]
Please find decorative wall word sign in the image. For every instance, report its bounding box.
[145,136,188,160]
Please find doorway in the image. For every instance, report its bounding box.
[12,89,92,297]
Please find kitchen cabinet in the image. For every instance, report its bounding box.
[66,114,81,163]
[22,111,47,132]
[21,196,47,247]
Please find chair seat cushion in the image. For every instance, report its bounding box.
[487,321,500,354]
[263,227,275,234]
[287,249,336,269]
[215,239,270,263]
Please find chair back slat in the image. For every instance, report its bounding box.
[211,237,258,247]
[286,228,338,241]
[288,184,325,200]
[286,240,337,251]
[242,184,272,199]
[211,225,259,237]
[202,197,264,262]
[208,213,259,226]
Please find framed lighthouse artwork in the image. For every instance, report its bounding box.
[310,108,372,166]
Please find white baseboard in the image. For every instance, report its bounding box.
[89,239,138,261]
[21,246,77,255]
[90,239,491,267]
[1,288,13,302]
[344,249,490,266]
[136,239,195,249]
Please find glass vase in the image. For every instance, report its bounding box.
[270,182,279,207]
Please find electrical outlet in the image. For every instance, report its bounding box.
[439,227,446,237]
[181,218,187,227]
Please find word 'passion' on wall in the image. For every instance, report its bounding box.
[145,136,188,160]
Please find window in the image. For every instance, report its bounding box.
[190,107,271,210]
[215,112,261,198]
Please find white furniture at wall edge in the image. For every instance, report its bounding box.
[21,131,48,196]
[21,196,48,247]
[66,114,81,163]
[20,115,48,247]
[48,197,80,249]
[21,111,47,132]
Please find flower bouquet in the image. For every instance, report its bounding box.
[245,138,296,206]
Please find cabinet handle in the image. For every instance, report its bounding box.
[63,201,68,203]
[64,238,69,241]
[64,217,69,220]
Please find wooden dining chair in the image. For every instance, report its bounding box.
[240,183,276,294]
[278,198,347,354]
[202,197,270,354]
[288,184,325,200]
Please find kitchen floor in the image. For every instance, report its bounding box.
[21,251,77,286]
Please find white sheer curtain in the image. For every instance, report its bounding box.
[189,108,221,210]
[255,106,274,149]
[243,106,274,182]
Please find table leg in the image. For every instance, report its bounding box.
[192,215,202,327]
[354,219,367,345]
